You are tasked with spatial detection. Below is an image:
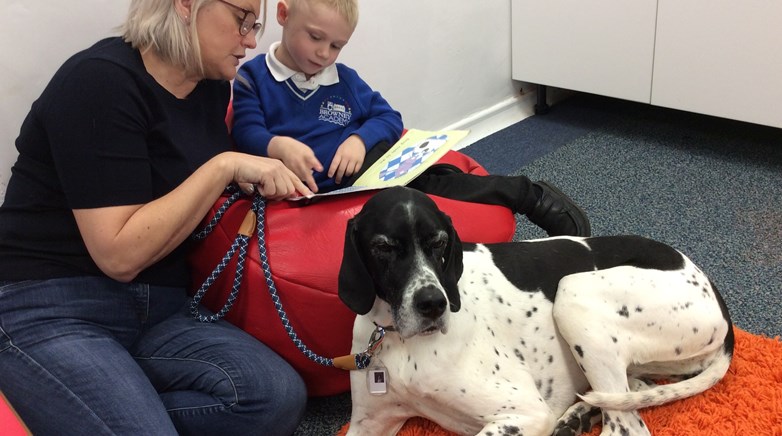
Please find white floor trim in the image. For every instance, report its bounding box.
[442,87,574,150]
[442,92,537,150]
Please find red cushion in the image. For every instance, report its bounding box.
[0,393,28,436]
[188,151,515,396]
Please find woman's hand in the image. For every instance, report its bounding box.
[231,152,312,199]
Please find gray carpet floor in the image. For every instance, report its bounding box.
[294,92,782,435]
[466,93,781,338]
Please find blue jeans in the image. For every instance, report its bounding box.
[0,277,307,435]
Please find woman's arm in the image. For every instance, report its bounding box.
[74,152,309,282]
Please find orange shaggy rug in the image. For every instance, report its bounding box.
[338,327,781,435]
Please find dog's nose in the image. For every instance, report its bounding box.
[413,285,447,320]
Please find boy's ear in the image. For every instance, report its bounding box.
[277,0,290,25]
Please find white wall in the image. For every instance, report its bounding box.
[0,0,526,198]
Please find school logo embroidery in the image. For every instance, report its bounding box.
[319,96,352,127]
[378,135,448,181]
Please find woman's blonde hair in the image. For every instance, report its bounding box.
[120,0,267,76]
[287,0,358,29]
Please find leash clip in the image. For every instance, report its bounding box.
[364,325,386,356]
[331,325,386,371]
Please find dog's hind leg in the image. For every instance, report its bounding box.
[599,410,649,436]
[552,270,661,436]
[553,401,649,436]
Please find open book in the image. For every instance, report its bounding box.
[291,128,469,201]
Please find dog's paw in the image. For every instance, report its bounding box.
[600,410,651,436]
[553,401,601,436]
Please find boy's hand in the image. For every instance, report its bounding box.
[329,135,366,185]
[267,136,323,193]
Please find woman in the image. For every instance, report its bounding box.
[0,0,311,434]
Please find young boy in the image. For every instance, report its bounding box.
[232,0,399,194]
[232,0,591,237]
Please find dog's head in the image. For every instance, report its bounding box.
[338,187,463,338]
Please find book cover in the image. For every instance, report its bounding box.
[292,129,468,200]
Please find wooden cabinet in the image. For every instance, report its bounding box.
[511,0,782,128]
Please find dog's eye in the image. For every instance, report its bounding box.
[430,239,446,250]
[372,242,395,255]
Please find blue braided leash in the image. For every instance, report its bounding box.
[190,190,246,323]
[190,189,376,370]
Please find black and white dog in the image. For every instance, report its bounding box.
[338,187,733,436]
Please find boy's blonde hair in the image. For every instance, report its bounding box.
[287,0,358,29]
[120,0,268,76]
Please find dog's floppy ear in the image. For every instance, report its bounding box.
[440,212,463,312]
[338,216,377,315]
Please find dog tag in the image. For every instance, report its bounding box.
[367,364,389,395]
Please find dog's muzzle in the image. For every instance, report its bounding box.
[392,283,450,338]
[414,284,448,320]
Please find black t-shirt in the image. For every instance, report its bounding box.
[0,37,232,286]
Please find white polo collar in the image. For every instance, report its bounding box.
[265,41,339,91]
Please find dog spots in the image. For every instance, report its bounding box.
[603,413,631,436]
[499,425,521,435]
[635,306,643,313]
[617,305,630,318]
[544,378,554,400]
[574,345,584,358]
[675,346,682,356]
[655,387,668,397]
[672,301,694,312]
[611,336,618,343]
[514,348,525,362]
[526,306,538,318]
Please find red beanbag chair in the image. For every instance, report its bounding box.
[188,151,515,396]
[0,393,28,436]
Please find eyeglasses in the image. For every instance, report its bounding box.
[215,0,263,36]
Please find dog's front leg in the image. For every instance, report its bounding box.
[346,370,410,436]
[476,408,558,436]
[345,405,408,436]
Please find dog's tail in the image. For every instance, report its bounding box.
[579,330,734,411]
